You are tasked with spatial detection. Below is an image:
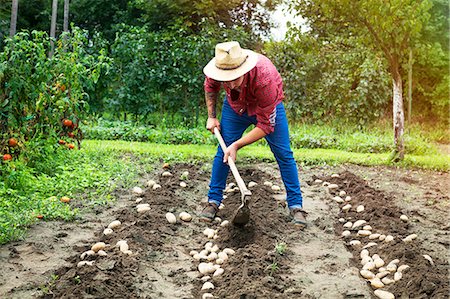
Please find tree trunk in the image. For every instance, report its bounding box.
[49,0,58,57]
[9,0,18,37]
[392,74,405,161]
[63,0,70,32]
[407,49,413,125]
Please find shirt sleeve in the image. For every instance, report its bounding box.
[204,76,222,93]
[254,70,279,135]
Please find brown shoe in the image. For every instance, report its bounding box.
[290,208,308,229]
[199,203,219,222]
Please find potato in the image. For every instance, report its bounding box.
[223,248,235,255]
[394,272,402,281]
[116,240,127,246]
[203,228,215,239]
[77,261,95,267]
[201,276,211,282]
[361,256,373,266]
[386,263,397,272]
[180,182,187,188]
[378,234,386,241]
[400,214,408,222]
[248,181,258,188]
[165,212,177,224]
[331,173,340,178]
[360,249,369,258]
[137,206,151,213]
[263,181,273,187]
[339,190,346,196]
[123,250,133,255]
[373,290,395,299]
[211,245,219,253]
[80,250,96,259]
[333,196,344,203]
[381,277,395,285]
[132,187,143,194]
[338,218,346,223]
[201,282,214,290]
[349,240,361,246]
[342,230,351,237]
[422,254,434,266]
[137,203,150,208]
[342,204,352,212]
[193,254,201,261]
[162,171,172,177]
[220,220,230,227]
[202,293,214,299]
[343,221,352,228]
[360,269,375,279]
[205,242,213,250]
[152,184,161,190]
[328,183,339,190]
[376,271,390,279]
[146,180,156,188]
[215,258,224,265]
[356,205,365,213]
[135,198,143,203]
[219,203,225,210]
[357,230,371,236]
[314,179,323,184]
[384,235,394,242]
[207,252,218,261]
[108,220,121,229]
[389,259,400,265]
[213,268,224,277]
[179,212,192,222]
[91,242,106,252]
[369,277,384,289]
[345,196,352,202]
[119,242,129,252]
[199,262,216,275]
[190,250,198,256]
[218,252,228,261]
[271,185,281,192]
[103,228,113,236]
[362,225,372,231]
[374,258,385,268]
[402,234,417,242]
[369,233,381,240]
[363,262,375,271]
[97,250,107,257]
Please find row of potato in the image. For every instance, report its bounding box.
[316,174,421,299]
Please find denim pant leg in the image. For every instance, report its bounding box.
[208,100,252,206]
[265,103,303,209]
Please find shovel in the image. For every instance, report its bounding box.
[214,127,251,226]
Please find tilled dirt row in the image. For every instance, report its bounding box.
[318,171,449,299]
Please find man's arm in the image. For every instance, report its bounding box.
[205,92,221,133]
[223,127,266,163]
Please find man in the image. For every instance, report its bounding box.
[200,41,307,229]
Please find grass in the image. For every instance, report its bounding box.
[83,140,450,171]
[0,147,141,245]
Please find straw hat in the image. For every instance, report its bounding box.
[203,41,258,82]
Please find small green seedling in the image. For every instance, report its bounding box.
[275,242,287,255]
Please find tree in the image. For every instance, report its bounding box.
[292,0,432,161]
[49,0,58,57]
[63,0,69,33]
[9,0,18,37]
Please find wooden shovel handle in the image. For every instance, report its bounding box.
[213,127,250,195]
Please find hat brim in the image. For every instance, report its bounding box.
[203,50,259,82]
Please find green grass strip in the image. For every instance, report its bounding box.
[84,140,449,171]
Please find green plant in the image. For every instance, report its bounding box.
[74,275,81,284]
[275,242,287,256]
[266,262,279,276]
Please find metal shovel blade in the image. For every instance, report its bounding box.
[232,193,251,226]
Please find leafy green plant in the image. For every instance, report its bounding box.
[275,242,287,256]
[265,262,279,276]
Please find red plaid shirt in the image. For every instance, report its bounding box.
[204,54,284,134]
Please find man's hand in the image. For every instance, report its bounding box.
[206,117,220,134]
[223,142,239,163]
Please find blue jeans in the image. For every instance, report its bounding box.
[208,99,303,209]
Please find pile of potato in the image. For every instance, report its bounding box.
[318,173,424,299]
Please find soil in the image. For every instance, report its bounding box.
[0,162,448,299]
